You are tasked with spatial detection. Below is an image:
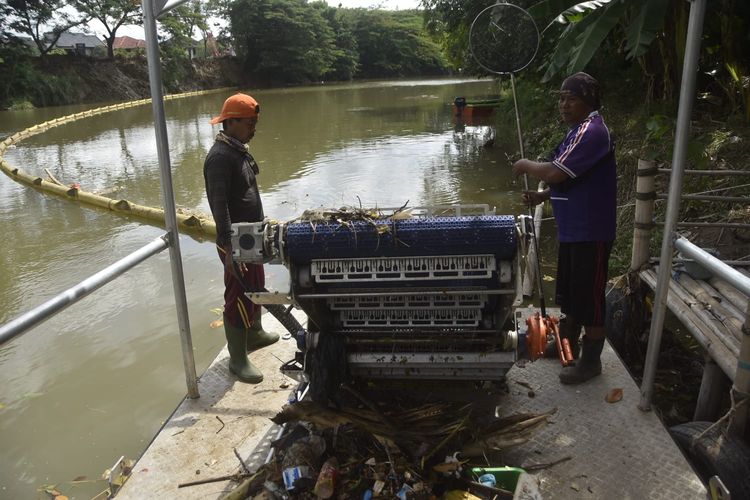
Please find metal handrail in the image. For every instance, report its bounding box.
[0,236,168,345]
[0,0,201,400]
[142,0,198,398]
[674,237,750,296]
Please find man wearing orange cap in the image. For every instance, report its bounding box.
[204,93,279,383]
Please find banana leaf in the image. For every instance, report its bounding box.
[566,0,629,75]
[625,0,669,59]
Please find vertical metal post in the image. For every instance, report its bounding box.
[511,72,545,316]
[142,0,199,398]
[639,0,706,411]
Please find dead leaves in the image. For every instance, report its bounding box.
[210,307,224,329]
[461,408,556,457]
[605,388,623,404]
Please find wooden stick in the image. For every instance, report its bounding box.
[178,471,253,488]
[631,159,656,271]
[640,270,737,380]
[709,277,749,313]
[521,455,572,471]
[668,274,740,352]
[695,280,746,323]
[677,274,743,341]
[44,168,64,186]
[234,447,250,474]
[679,274,744,341]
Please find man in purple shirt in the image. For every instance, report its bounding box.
[512,72,616,384]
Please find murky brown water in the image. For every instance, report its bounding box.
[0,78,555,498]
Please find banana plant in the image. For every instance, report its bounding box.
[528,0,670,82]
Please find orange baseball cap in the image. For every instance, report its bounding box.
[209,93,260,124]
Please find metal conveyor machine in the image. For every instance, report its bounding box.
[231,205,524,393]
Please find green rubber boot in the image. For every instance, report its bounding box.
[246,313,280,354]
[224,317,263,384]
[559,336,604,385]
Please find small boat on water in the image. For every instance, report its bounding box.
[452,95,501,119]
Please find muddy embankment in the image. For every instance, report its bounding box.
[10,55,247,108]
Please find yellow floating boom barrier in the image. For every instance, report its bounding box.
[0,89,234,239]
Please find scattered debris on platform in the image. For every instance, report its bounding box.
[196,386,553,500]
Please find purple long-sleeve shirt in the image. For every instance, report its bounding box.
[548,111,617,242]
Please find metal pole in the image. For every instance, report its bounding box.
[0,237,168,346]
[157,0,191,17]
[511,72,546,316]
[656,194,749,203]
[674,238,750,296]
[142,0,199,399]
[639,0,707,411]
[659,168,750,176]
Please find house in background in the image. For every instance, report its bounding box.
[113,36,146,52]
[47,32,105,56]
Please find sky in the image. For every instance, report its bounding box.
[93,0,422,40]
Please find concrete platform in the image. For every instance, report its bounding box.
[117,311,304,499]
[117,308,706,499]
[502,309,705,499]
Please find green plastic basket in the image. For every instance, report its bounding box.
[470,466,525,493]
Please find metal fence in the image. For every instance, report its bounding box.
[0,0,200,398]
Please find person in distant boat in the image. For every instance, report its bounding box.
[204,93,278,384]
[511,72,616,385]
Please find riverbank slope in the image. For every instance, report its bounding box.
[3,55,246,109]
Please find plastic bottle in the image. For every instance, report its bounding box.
[312,456,338,498]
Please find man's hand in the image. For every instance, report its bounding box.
[522,189,549,207]
[512,159,532,178]
[224,245,247,281]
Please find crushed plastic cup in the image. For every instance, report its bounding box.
[282,465,313,491]
[397,483,413,500]
[478,473,496,488]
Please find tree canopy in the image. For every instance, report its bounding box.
[228,0,448,84]
[72,0,142,59]
[421,0,750,117]
[3,0,90,56]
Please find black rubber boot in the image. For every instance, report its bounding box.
[224,316,263,384]
[246,313,280,354]
[559,336,604,385]
[544,318,581,359]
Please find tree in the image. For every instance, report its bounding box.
[313,2,359,81]
[4,0,90,56]
[346,9,447,78]
[421,0,499,72]
[230,0,338,84]
[527,0,671,82]
[159,1,208,59]
[72,0,142,60]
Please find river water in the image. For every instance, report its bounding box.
[0,78,553,498]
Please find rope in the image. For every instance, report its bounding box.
[691,388,750,448]
[636,167,659,176]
